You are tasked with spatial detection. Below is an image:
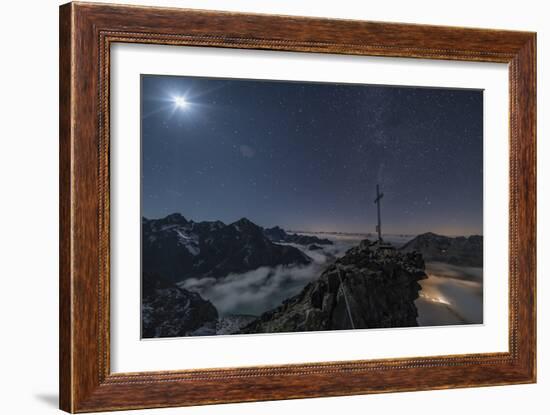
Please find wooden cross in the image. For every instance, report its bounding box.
[374,184,384,242]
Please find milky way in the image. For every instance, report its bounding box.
[141,75,483,236]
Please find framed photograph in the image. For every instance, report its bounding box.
[59,2,536,412]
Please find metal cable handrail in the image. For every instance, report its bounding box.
[336,266,355,329]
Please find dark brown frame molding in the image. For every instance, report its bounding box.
[59,2,536,412]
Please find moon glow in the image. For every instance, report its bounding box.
[174,96,188,109]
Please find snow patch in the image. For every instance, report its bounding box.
[174,228,200,256]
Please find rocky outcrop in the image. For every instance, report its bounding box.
[142,271,219,338]
[239,240,427,334]
[142,214,311,283]
[216,314,258,335]
[264,226,333,246]
[399,232,483,267]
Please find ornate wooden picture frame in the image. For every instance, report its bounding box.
[59,2,536,412]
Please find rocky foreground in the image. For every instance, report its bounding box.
[142,271,218,338]
[239,240,427,334]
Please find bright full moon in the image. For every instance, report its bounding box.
[174,96,188,109]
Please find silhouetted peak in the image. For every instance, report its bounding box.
[162,213,188,224]
[231,217,258,229]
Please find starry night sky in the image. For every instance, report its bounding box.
[141,75,483,236]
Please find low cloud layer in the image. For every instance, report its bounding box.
[179,234,484,327]
[180,238,357,316]
[416,262,483,326]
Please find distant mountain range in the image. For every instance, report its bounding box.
[399,232,483,267]
[142,213,324,283]
[263,226,333,245]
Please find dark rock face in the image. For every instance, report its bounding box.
[141,272,218,338]
[262,225,287,242]
[239,240,427,334]
[216,314,258,335]
[264,226,333,246]
[142,214,311,283]
[399,232,483,267]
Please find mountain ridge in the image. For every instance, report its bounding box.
[399,232,483,267]
[142,214,312,283]
[263,225,333,246]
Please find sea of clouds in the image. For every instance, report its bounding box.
[180,233,483,327]
[180,237,359,316]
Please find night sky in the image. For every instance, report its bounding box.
[141,75,483,236]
